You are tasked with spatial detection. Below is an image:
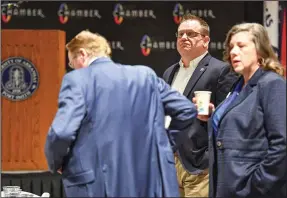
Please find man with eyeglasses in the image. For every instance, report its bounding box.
[163,14,238,197]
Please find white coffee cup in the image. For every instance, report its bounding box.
[194,91,212,115]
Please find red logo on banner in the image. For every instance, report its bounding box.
[172,3,216,24]
[2,14,12,23]
[113,3,156,25]
[140,35,176,56]
[173,3,183,24]
[57,3,101,24]
[140,35,152,56]
[113,3,124,25]
[2,5,13,23]
[58,3,69,24]
[1,5,45,23]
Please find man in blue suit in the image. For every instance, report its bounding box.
[44,30,197,197]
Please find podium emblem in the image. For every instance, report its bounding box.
[1,57,39,101]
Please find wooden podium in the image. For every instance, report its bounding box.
[1,30,66,171]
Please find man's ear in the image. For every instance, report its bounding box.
[203,36,210,48]
[78,48,88,57]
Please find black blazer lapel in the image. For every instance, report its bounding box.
[218,68,265,126]
[183,54,211,96]
[167,64,180,85]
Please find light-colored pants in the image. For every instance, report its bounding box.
[174,154,209,197]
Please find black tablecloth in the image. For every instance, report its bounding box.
[1,172,65,198]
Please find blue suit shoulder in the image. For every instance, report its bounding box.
[130,64,158,77]
[63,69,86,84]
[257,70,286,107]
[111,63,155,73]
[258,70,286,87]
[263,69,285,80]
[133,64,156,72]
[59,69,90,94]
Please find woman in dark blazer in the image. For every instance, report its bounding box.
[195,23,286,198]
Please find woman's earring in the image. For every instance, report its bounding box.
[259,57,265,65]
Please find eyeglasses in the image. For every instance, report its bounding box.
[175,30,206,38]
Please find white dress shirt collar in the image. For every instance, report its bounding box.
[179,51,208,69]
[88,57,99,66]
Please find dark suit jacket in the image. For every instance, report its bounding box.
[208,68,286,198]
[163,53,238,174]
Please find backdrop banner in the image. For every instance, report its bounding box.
[2,1,248,76]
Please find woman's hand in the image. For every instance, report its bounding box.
[192,97,215,122]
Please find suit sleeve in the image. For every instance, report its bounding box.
[44,73,86,173]
[157,77,197,144]
[215,64,238,106]
[249,78,286,194]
